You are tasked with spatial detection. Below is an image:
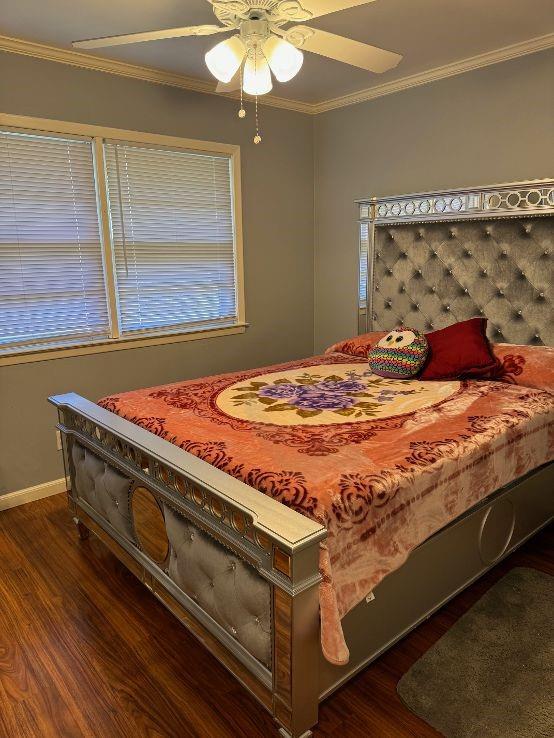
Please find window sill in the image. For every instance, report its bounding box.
[0,323,248,367]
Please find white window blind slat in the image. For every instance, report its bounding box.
[104,142,237,336]
[359,223,369,307]
[0,131,110,353]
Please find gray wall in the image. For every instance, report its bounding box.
[313,49,554,352]
[0,52,315,493]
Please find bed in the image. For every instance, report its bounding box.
[50,179,554,738]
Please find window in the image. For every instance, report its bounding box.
[104,142,237,336]
[0,131,110,353]
[0,116,244,362]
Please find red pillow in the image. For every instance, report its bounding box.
[325,331,387,357]
[419,318,499,380]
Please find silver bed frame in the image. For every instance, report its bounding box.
[50,179,554,738]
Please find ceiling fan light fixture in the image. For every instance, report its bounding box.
[205,36,246,83]
[262,36,303,83]
[242,54,273,96]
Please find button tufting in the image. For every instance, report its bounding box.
[544,250,550,256]
[255,616,260,625]
[431,250,438,257]
[516,310,522,316]
[416,268,422,276]
[498,289,504,296]
[230,626,237,636]
[520,271,526,278]
[478,309,484,315]
[427,322,434,329]
[389,233,395,241]
[209,580,215,588]
[501,249,508,256]
[447,268,453,275]
[387,268,393,275]
[484,228,492,237]
[463,287,469,294]
[189,532,195,541]
[400,285,406,292]
[539,292,545,299]
[535,333,541,340]
[230,561,236,571]
[445,305,451,312]
[449,229,456,238]
[465,249,472,257]
[524,225,532,234]
[481,269,487,276]
[430,286,437,293]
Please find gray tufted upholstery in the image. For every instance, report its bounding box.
[71,442,135,542]
[370,216,553,345]
[163,504,272,668]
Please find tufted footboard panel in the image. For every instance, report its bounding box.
[69,439,272,669]
[71,442,135,542]
[164,505,272,668]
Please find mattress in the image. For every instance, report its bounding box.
[99,349,554,665]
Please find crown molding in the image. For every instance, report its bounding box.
[312,32,554,113]
[0,34,314,114]
[1,31,553,116]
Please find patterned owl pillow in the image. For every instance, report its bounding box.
[368,328,429,379]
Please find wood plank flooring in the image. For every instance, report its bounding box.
[0,495,551,738]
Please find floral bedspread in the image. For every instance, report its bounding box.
[99,352,554,665]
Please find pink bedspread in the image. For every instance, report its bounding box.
[99,349,554,664]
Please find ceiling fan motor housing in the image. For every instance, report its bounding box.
[240,18,271,48]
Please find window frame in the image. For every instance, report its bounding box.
[0,113,246,366]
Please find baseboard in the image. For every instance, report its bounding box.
[0,478,66,511]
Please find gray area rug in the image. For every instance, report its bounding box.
[397,567,553,737]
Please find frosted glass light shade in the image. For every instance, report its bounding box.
[263,36,303,82]
[243,54,273,95]
[205,36,246,83]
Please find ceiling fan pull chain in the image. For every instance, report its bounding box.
[253,49,262,144]
[254,94,262,144]
[238,64,246,119]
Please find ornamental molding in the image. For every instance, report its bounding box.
[1,32,553,115]
[358,180,554,225]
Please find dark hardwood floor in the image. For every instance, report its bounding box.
[0,495,551,738]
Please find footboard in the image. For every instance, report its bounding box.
[49,393,326,738]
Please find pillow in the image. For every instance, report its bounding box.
[419,317,499,380]
[485,343,554,393]
[368,328,429,379]
[325,331,387,357]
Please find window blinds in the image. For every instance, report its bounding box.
[104,142,237,336]
[0,131,109,353]
[359,222,369,307]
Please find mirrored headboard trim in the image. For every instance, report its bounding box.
[357,179,554,344]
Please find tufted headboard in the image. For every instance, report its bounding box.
[357,180,554,346]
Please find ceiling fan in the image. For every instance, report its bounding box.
[73,0,402,142]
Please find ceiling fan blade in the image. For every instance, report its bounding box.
[72,24,230,49]
[290,26,401,73]
[297,0,376,19]
[216,70,241,92]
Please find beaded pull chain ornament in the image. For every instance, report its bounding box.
[238,66,246,119]
[236,50,263,144]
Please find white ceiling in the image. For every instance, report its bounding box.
[2,0,553,104]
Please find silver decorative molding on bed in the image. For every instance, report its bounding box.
[357,179,554,345]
